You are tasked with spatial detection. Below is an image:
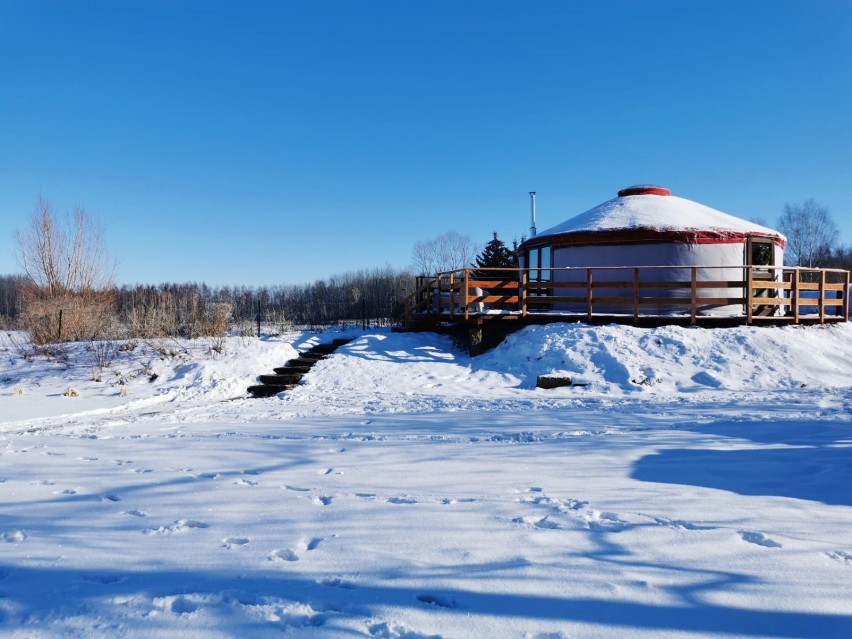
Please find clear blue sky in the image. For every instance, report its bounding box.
[1,1,850,286]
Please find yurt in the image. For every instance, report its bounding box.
[518,185,787,316]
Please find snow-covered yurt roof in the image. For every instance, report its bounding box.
[524,186,786,248]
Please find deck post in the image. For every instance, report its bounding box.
[746,266,753,324]
[464,268,470,321]
[844,271,851,320]
[633,268,639,325]
[819,269,826,324]
[690,267,697,325]
[520,270,528,317]
[792,269,799,323]
[586,268,593,323]
[449,271,455,320]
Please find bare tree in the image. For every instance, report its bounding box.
[16,197,115,293]
[15,197,117,343]
[828,245,852,271]
[411,231,479,275]
[777,199,839,267]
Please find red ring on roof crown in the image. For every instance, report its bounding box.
[617,185,671,197]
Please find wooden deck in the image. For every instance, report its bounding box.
[403,265,850,330]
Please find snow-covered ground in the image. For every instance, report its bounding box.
[1,323,851,638]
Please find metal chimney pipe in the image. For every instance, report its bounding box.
[529,191,537,237]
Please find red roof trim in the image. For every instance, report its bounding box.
[617,185,671,197]
[522,229,787,250]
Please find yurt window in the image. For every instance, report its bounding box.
[748,237,775,267]
[527,246,552,282]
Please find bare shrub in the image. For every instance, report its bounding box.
[188,301,231,339]
[21,288,116,344]
[7,331,36,361]
[88,339,122,382]
[208,335,226,357]
[14,197,117,344]
[144,337,189,359]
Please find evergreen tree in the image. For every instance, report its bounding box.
[474,232,515,277]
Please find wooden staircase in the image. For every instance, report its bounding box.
[247,337,353,398]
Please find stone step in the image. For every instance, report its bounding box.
[247,384,295,398]
[259,373,303,385]
[287,357,320,368]
[249,338,353,399]
[306,344,337,355]
[274,365,312,375]
[297,352,327,361]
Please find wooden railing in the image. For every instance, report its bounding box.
[402,266,850,326]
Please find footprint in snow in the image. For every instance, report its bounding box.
[144,519,208,535]
[270,548,299,562]
[121,509,147,518]
[387,496,417,505]
[369,621,443,639]
[195,472,219,480]
[274,602,327,628]
[154,595,199,615]
[512,515,559,530]
[305,537,323,551]
[284,485,311,492]
[313,495,333,506]
[2,530,26,543]
[55,488,77,495]
[739,531,782,548]
[356,492,377,500]
[560,498,588,511]
[653,517,711,531]
[319,468,334,475]
[101,494,121,502]
[81,574,125,585]
[416,593,458,609]
[319,576,355,589]
[826,550,852,565]
[584,510,628,532]
[234,478,258,486]
[222,537,250,548]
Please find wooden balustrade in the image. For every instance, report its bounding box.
[402,266,850,327]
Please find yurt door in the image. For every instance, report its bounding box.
[747,236,775,271]
[526,246,552,309]
[747,236,778,315]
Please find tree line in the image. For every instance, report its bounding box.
[113,267,416,336]
[2,196,850,341]
[0,267,417,339]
